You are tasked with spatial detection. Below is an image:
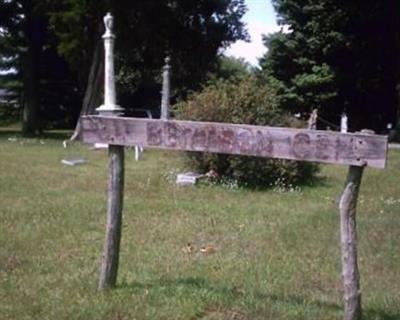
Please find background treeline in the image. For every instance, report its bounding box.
[0,0,248,135]
[262,0,400,133]
[0,0,399,138]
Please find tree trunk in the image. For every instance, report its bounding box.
[70,39,104,141]
[21,72,39,136]
[21,6,41,136]
[394,0,400,136]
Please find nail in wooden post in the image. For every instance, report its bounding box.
[161,56,171,120]
[96,12,125,290]
[339,161,364,320]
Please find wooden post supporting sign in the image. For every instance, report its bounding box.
[340,164,363,320]
[338,130,373,320]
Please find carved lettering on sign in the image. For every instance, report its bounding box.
[208,127,219,150]
[336,137,355,160]
[315,135,330,160]
[91,118,108,142]
[219,128,235,153]
[192,127,207,150]
[236,129,253,154]
[82,117,387,168]
[114,120,126,143]
[292,133,311,159]
[147,122,163,146]
[255,130,273,156]
[164,122,180,147]
[180,127,193,148]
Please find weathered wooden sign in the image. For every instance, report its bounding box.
[81,116,388,168]
[84,13,388,319]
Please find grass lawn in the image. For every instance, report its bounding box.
[0,130,399,320]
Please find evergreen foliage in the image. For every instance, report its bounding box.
[261,0,400,133]
[0,0,81,133]
[0,1,248,132]
[47,0,248,117]
[207,56,253,84]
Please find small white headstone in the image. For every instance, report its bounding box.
[341,113,348,133]
[93,143,108,149]
[61,157,87,166]
[176,172,205,186]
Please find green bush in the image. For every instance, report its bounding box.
[175,75,319,188]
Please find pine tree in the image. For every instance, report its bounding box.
[261,0,400,132]
[0,1,43,135]
[0,0,80,134]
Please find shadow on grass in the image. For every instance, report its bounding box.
[363,309,400,320]
[120,276,234,297]
[120,277,340,310]
[302,174,334,189]
[119,277,399,319]
[0,128,72,140]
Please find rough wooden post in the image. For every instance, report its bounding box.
[96,12,125,290]
[339,164,364,320]
[160,56,171,120]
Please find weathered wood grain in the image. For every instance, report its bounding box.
[339,165,364,320]
[81,116,388,168]
[98,145,125,290]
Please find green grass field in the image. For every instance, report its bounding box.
[0,130,399,320]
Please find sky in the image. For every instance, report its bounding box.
[224,0,279,67]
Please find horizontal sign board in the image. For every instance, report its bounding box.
[81,116,388,168]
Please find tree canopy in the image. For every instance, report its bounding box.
[47,0,248,121]
[0,0,82,134]
[0,0,248,135]
[261,0,400,132]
